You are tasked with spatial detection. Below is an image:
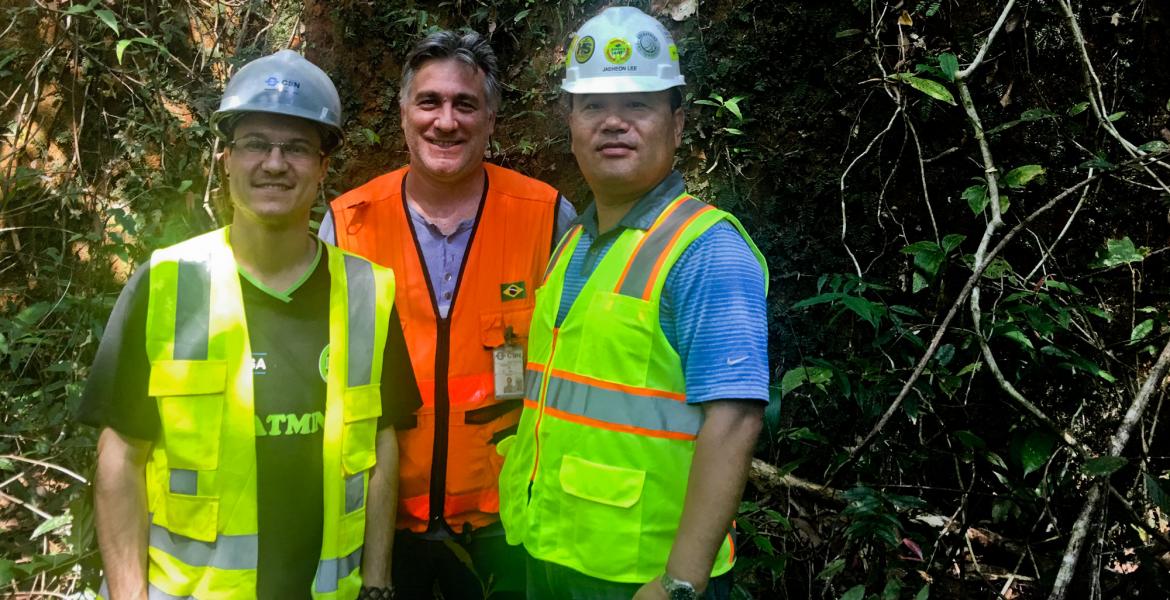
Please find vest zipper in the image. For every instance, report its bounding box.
[429,318,451,532]
[402,171,489,534]
[527,327,559,502]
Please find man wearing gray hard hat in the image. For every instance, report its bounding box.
[80,50,420,599]
[497,7,770,600]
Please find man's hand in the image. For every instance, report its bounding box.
[94,427,152,600]
[633,579,669,599]
[664,399,764,591]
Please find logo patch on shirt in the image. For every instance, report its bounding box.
[318,345,329,382]
[254,411,325,436]
[500,281,527,301]
[251,353,268,375]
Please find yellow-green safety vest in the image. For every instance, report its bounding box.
[139,227,395,599]
[497,194,768,583]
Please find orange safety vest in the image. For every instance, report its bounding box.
[330,163,558,533]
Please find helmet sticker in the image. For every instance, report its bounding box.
[604,38,632,64]
[575,36,595,64]
[265,75,301,93]
[635,31,660,59]
[669,44,679,61]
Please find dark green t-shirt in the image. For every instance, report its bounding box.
[80,245,421,598]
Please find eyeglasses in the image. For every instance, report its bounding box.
[229,138,323,161]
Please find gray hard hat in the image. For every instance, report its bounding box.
[211,49,344,152]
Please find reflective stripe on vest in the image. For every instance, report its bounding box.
[544,225,583,284]
[149,523,257,570]
[314,546,363,594]
[142,227,393,600]
[535,370,700,440]
[97,580,195,600]
[614,197,714,300]
[344,255,376,386]
[331,163,558,533]
[174,259,211,360]
[498,193,767,583]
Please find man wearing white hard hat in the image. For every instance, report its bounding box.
[496,6,770,600]
[81,50,420,599]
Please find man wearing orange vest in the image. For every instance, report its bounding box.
[497,8,769,600]
[320,31,576,599]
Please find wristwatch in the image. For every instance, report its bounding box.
[357,585,396,600]
[659,573,700,600]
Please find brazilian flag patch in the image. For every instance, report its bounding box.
[500,281,527,301]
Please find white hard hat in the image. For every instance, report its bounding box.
[561,6,685,94]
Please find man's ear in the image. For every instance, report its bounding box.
[221,147,232,177]
[319,156,330,183]
[672,107,685,148]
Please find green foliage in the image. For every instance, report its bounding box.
[1018,429,1056,475]
[780,366,834,397]
[0,1,245,593]
[889,73,955,105]
[842,486,925,548]
[937,53,958,82]
[901,235,964,293]
[1092,237,1147,268]
[1082,455,1128,477]
[1001,164,1046,188]
[7,1,1170,597]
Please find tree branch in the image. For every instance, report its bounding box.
[957,0,1017,81]
[1055,0,1170,194]
[827,158,1158,483]
[1048,336,1170,599]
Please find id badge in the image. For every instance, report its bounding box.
[493,342,526,400]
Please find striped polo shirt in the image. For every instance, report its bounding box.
[555,171,770,404]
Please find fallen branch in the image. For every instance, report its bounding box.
[0,490,52,520]
[0,454,88,484]
[750,458,844,504]
[751,458,1057,561]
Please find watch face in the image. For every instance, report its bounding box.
[661,575,698,600]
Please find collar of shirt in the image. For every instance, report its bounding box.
[575,171,687,244]
[407,202,476,237]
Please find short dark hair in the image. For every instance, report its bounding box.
[400,30,501,112]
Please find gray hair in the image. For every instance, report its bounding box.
[399,30,501,113]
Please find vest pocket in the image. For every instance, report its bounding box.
[480,307,534,348]
[162,490,220,543]
[557,454,646,577]
[149,360,227,471]
[447,399,520,514]
[575,292,655,377]
[342,384,381,474]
